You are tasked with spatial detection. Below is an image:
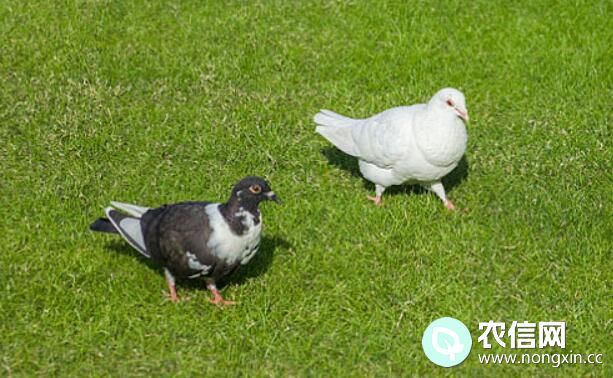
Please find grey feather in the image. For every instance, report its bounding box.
[105,207,150,257]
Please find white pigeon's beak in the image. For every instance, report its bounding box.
[455,108,469,122]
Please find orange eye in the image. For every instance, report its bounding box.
[446,99,454,107]
[249,185,262,194]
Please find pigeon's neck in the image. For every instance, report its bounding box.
[427,103,448,115]
[219,199,261,235]
[424,105,462,128]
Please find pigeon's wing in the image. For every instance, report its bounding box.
[105,207,149,257]
[141,202,223,279]
[110,201,150,217]
[351,105,425,168]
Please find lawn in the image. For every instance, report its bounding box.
[0,0,611,376]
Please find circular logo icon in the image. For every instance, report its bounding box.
[422,317,472,367]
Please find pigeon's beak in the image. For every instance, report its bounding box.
[265,191,282,204]
[455,108,469,122]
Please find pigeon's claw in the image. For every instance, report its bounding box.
[367,195,383,206]
[208,296,237,306]
[207,283,236,306]
[164,289,180,303]
[444,200,456,211]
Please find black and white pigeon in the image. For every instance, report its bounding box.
[315,88,468,209]
[90,176,280,305]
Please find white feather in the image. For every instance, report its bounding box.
[314,109,361,156]
[110,201,150,217]
[185,251,212,278]
[205,204,262,265]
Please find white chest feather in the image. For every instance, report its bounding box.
[204,204,262,265]
[413,111,467,168]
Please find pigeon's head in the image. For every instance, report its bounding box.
[431,88,469,122]
[231,176,281,206]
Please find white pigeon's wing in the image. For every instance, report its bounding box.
[351,105,425,168]
[110,201,150,218]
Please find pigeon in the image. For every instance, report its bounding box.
[314,88,468,209]
[90,176,280,305]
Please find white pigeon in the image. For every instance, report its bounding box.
[314,88,468,209]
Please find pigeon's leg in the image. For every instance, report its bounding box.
[367,185,386,206]
[164,268,179,302]
[206,282,236,306]
[426,181,455,210]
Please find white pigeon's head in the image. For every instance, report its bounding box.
[430,88,469,122]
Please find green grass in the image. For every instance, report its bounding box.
[1,0,611,376]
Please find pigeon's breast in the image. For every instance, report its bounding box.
[413,114,467,171]
[204,204,262,266]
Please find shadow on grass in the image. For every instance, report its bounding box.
[225,235,290,287]
[321,146,469,198]
[103,234,289,291]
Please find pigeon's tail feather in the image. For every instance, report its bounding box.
[314,109,360,157]
[104,207,151,258]
[90,218,119,234]
[314,109,357,128]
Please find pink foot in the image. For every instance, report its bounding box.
[164,286,179,303]
[444,200,456,211]
[164,271,180,302]
[207,284,237,306]
[208,296,237,306]
[367,195,383,206]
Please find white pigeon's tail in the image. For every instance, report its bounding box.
[314,109,360,157]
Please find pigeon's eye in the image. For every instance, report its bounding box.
[446,99,454,107]
[249,185,262,194]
